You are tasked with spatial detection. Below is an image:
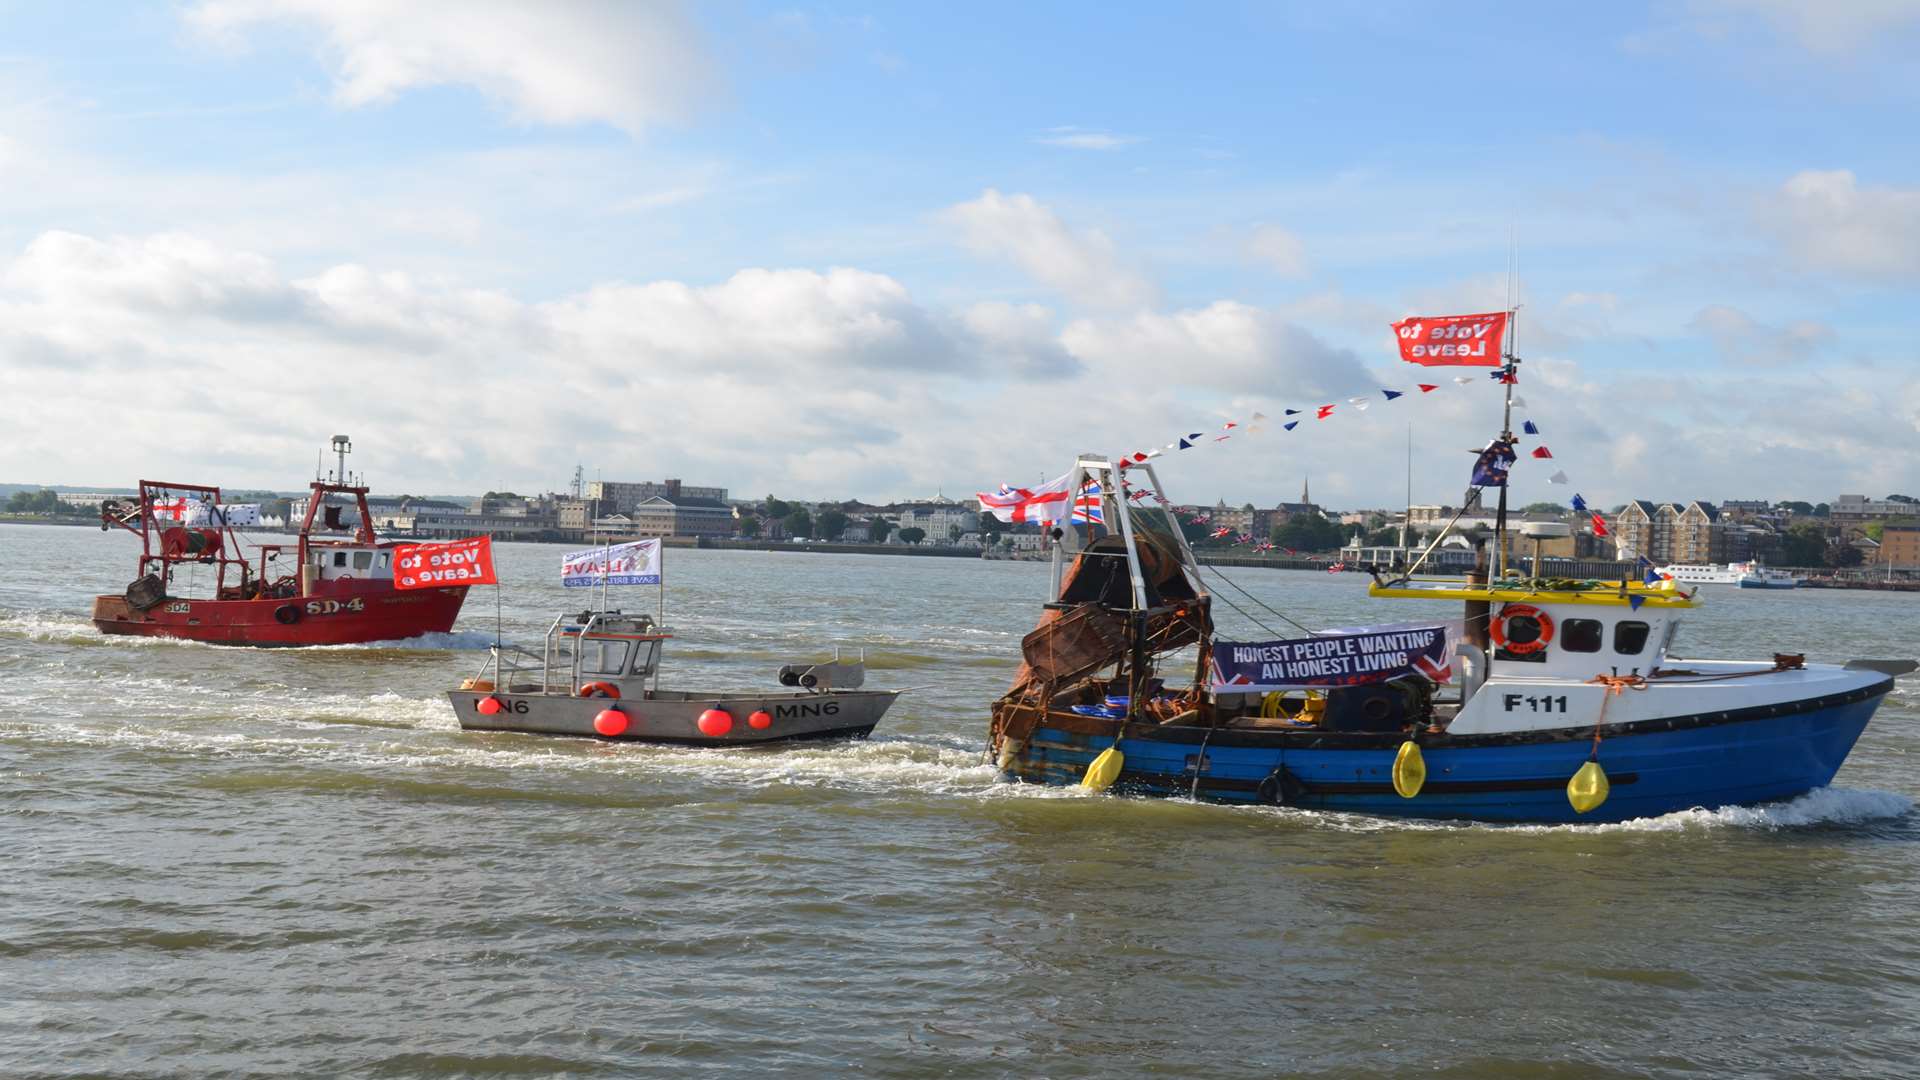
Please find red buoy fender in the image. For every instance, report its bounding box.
[697,708,734,737]
[748,709,774,730]
[1491,603,1555,655]
[577,681,621,699]
[593,708,629,737]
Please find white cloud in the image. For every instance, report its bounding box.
[1034,128,1145,151]
[941,189,1157,309]
[958,301,1080,380]
[185,0,720,136]
[1761,169,1920,279]
[1060,302,1370,396]
[5,229,1917,511]
[1689,303,1832,366]
[1242,224,1309,278]
[1689,0,1920,54]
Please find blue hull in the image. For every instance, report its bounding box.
[1006,696,1881,824]
[1737,580,1797,589]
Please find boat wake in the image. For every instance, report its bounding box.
[1245,786,1914,834]
[0,607,209,648]
[316,630,499,652]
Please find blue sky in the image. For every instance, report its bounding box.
[3,2,1918,508]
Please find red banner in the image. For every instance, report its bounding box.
[1392,311,1508,366]
[393,536,496,590]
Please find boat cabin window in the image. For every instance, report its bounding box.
[1615,621,1652,655]
[1561,618,1603,653]
[574,639,631,675]
[378,552,391,568]
[352,551,373,571]
[333,551,348,568]
[630,640,660,674]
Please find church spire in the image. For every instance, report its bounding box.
[1301,475,1310,505]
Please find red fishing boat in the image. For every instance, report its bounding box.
[91,438,469,646]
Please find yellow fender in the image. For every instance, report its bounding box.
[1568,760,1610,814]
[1392,740,1426,798]
[1082,746,1124,792]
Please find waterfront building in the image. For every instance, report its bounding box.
[623,495,736,540]
[1831,494,1920,527]
[1880,524,1920,569]
[1610,500,1723,563]
[586,478,728,513]
[897,504,979,540]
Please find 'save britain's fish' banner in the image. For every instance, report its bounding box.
[562,538,662,587]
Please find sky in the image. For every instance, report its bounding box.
[3,1,1919,510]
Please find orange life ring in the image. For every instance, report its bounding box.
[1491,603,1555,655]
[577,681,622,699]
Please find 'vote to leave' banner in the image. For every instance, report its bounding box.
[394,536,497,590]
[1391,311,1508,366]
[1210,623,1457,692]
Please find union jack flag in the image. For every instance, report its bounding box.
[1072,481,1104,524]
[1413,652,1453,683]
[1210,526,1232,539]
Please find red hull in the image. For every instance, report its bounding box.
[92,581,468,646]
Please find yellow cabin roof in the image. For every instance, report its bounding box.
[1367,576,1699,609]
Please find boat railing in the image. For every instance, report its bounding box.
[471,642,544,692]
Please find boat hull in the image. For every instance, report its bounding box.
[1738,579,1798,590]
[996,679,1891,823]
[91,585,468,646]
[448,687,900,745]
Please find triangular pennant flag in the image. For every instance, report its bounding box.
[1549,470,1568,484]
[1351,399,1370,411]
[1571,493,1589,513]
[1188,432,1204,441]
[1510,395,1527,407]
[1284,421,1299,431]
[1145,448,1163,458]
[1417,383,1438,393]
[1132,451,1149,463]
[1629,594,1645,611]
[1252,412,1268,422]
[1316,404,1335,419]
[1382,389,1404,401]
[1522,420,1539,435]
[1214,434,1233,442]
[1591,511,1609,536]
[1178,438,1194,450]
[1453,376,1474,385]
[1224,421,1239,430]
[1531,446,1553,459]
[1284,409,1301,416]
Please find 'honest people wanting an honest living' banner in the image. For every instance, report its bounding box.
[1210,623,1457,692]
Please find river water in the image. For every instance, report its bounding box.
[3,522,1918,1079]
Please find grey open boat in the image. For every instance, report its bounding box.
[448,610,902,745]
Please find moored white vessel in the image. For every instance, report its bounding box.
[1654,563,1741,585]
[1736,562,1799,589]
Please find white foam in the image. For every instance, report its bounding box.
[1237,786,1915,834]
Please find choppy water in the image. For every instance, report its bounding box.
[4,522,1919,1078]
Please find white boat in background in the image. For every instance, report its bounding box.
[1654,563,1740,585]
[1737,562,1798,590]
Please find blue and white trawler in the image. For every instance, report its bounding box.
[988,456,1911,823]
